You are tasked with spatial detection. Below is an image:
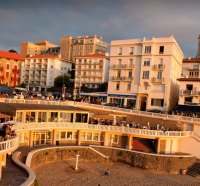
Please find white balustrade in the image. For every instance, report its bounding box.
[0,136,19,154]
[15,122,192,137]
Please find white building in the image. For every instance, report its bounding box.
[21,54,72,91]
[74,53,109,96]
[108,36,184,111]
[178,58,200,109]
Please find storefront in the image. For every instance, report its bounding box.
[108,94,137,108]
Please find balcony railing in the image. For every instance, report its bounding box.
[152,64,165,70]
[15,123,192,138]
[2,98,200,124]
[12,69,20,74]
[180,90,200,96]
[111,76,133,81]
[151,77,164,84]
[122,64,134,69]
[0,136,19,154]
[112,64,122,69]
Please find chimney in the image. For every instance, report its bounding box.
[196,35,200,58]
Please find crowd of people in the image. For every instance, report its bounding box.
[0,121,16,142]
[89,118,178,132]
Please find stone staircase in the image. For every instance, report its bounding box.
[187,162,200,177]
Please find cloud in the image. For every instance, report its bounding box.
[0,0,200,56]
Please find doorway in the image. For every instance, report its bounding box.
[140,96,147,111]
[33,131,51,146]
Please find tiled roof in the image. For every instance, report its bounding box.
[183,58,200,63]
[75,53,107,58]
[177,78,200,82]
[26,54,60,59]
[0,51,24,61]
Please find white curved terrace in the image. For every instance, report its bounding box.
[0,98,200,124]
[15,122,192,138]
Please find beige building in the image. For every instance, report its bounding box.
[72,35,108,59]
[178,58,200,107]
[0,51,23,87]
[21,54,71,91]
[74,53,109,96]
[60,36,73,62]
[20,40,58,57]
[107,36,184,111]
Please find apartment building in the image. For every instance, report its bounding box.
[20,40,58,57]
[74,53,109,96]
[21,54,71,91]
[178,58,200,109]
[0,51,23,87]
[107,36,184,111]
[72,35,108,59]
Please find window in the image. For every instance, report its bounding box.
[186,84,193,90]
[142,71,149,79]
[61,132,66,139]
[157,72,162,79]
[93,133,99,141]
[117,71,121,78]
[128,71,132,78]
[185,97,192,103]
[159,46,164,54]
[87,132,92,141]
[129,47,134,55]
[113,135,119,143]
[151,99,164,106]
[67,132,73,140]
[118,48,122,55]
[144,46,151,54]
[6,64,9,70]
[127,83,131,91]
[51,65,53,68]
[116,83,120,90]
[144,59,150,66]
[6,72,9,78]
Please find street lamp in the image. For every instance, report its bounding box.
[75,154,80,171]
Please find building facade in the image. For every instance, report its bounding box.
[178,58,200,108]
[20,40,58,57]
[0,51,23,87]
[107,36,184,111]
[21,54,71,91]
[72,35,108,58]
[74,54,109,97]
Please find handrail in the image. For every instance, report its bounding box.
[1,98,200,123]
[0,136,19,154]
[12,151,36,186]
[15,122,192,137]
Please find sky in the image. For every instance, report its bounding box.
[0,0,200,57]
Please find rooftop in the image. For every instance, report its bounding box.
[0,51,24,61]
[0,103,87,113]
[183,58,200,63]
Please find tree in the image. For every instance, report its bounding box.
[20,82,26,88]
[9,49,18,53]
[54,74,70,88]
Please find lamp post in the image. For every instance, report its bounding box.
[75,154,80,171]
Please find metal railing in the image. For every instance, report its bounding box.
[0,136,19,154]
[15,122,192,137]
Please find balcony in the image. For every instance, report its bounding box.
[0,66,3,71]
[122,64,134,69]
[12,69,20,74]
[112,64,122,69]
[180,90,200,96]
[188,66,200,70]
[111,76,134,81]
[152,64,165,71]
[151,77,165,84]
[0,75,4,80]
